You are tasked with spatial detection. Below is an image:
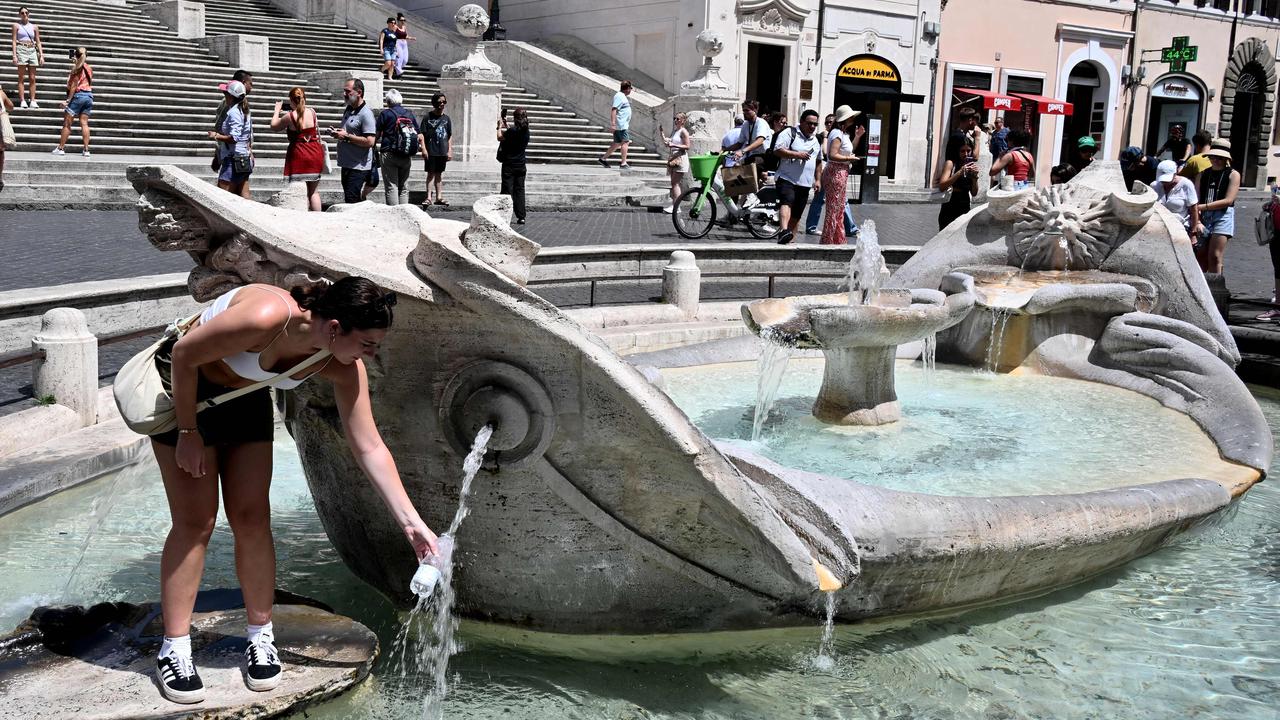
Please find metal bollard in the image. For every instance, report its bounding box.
[662,250,701,318]
[31,308,99,427]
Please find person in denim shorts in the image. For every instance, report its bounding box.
[597,80,633,170]
[1191,140,1241,274]
[52,46,92,157]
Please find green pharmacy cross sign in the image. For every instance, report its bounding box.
[1160,36,1198,73]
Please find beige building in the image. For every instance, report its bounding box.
[402,0,945,188]
[935,0,1280,189]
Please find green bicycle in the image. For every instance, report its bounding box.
[672,153,780,240]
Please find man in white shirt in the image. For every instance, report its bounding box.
[598,80,634,169]
[730,99,772,165]
[771,109,823,244]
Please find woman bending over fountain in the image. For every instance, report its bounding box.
[149,277,440,705]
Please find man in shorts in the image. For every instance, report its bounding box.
[770,110,823,245]
[598,80,633,170]
[421,92,453,206]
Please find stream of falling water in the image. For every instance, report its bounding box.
[388,424,494,720]
[848,219,882,306]
[921,332,937,387]
[984,308,1013,373]
[813,592,838,671]
[752,332,795,442]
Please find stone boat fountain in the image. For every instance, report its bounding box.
[125,160,1271,635]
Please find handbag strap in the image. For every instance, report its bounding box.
[195,348,331,411]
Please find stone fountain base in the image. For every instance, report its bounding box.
[812,346,901,425]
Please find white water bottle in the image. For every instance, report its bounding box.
[409,534,455,598]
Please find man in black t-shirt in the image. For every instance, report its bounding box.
[1157,124,1192,167]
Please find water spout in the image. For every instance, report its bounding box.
[752,332,795,442]
[390,424,494,720]
[849,219,883,306]
[922,332,937,388]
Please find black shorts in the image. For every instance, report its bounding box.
[424,156,448,174]
[151,338,275,447]
[776,178,811,213]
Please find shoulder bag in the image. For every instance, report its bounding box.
[0,110,14,149]
[113,314,331,436]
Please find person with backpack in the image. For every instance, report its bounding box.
[376,88,420,206]
[989,129,1035,189]
[771,109,822,245]
[270,86,324,211]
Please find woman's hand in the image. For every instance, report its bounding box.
[176,431,207,478]
[403,516,440,561]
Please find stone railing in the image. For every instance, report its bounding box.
[528,243,919,308]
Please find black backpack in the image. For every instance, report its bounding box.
[388,113,420,156]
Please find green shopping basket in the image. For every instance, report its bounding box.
[688,154,720,182]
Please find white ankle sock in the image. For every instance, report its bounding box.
[159,634,192,659]
[247,621,273,645]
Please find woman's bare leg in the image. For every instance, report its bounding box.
[219,441,275,626]
[155,440,221,638]
[306,180,321,211]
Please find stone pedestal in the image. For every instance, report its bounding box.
[438,42,505,170]
[198,34,270,73]
[300,70,381,111]
[31,308,98,427]
[139,0,205,40]
[812,345,901,426]
[662,250,701,318]
[671,33,739,156]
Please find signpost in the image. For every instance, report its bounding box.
[860,114,882,204]
[1160,36,1198,73]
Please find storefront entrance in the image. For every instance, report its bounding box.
[1059,61,1107,164]
[746,43,787,117]
[833,54,924,180]
[1146,75,1203,159]
[1229,64,1267,186]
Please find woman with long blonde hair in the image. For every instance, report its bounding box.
[53,46,92,156]
[271,86,325,211]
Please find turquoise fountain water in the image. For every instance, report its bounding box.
[0,389,1276,718]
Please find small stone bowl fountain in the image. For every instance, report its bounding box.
[741,273,976,425]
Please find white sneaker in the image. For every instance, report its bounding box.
[51,147,65,155]
[82,148,91,157]
[662,205,674,214]
[18,100,27,109]
[28,100,39,109]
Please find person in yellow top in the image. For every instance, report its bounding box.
[1179,131,1214,182]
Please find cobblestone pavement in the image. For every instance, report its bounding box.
[3,199,1279,412]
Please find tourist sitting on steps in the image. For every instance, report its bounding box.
[51,46,91,157]
[147,277,440,705]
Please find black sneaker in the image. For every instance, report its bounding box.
[156,653,205,704]
[244,634,283,691]
[776,230,795,245]
[597,157,610,168]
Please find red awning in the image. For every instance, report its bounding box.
[954,89,1022,111]
[1011,93,1074,116]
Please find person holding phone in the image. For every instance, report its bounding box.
[771,109,823,245]
[938,135,979,230]
[496,107,530,224]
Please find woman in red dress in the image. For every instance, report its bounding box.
[819,105,865,245]
[270,86,325,211]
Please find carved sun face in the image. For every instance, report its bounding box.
[1011,185,1118,271]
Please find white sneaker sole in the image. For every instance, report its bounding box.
[246,670,282,692]
[155,667,205,704]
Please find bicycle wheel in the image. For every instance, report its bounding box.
[673,187,717,239]
[744,203,781,240]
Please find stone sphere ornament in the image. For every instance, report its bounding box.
[454,4,489,39]
[695,29,724,59]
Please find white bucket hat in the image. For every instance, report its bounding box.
[833,105,860,124]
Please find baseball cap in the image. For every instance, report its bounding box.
[224,80,247,99]
[1077,136,1098,150]
[1119,146,1143,165]
[1155,159,1177,183]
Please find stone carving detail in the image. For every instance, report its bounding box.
[442,3,502,80]
[681,29,732,94]
[1011,185,1119,271]
[863,30,877,53]
[453,3,488,38]
[138,191,213,252]
[695,29,724,59]
[761,8,784,31]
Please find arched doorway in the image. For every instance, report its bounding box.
[1221,38,1278,188]
[833,54,925,180]
[1145,73,1205,158]
[1058,60,1109,165]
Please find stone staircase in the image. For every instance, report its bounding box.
[0,0,667,208]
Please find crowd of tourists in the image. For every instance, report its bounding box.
[201,68,528,216]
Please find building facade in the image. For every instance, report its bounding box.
[403,0,944,189]
[1132,1,1280,188]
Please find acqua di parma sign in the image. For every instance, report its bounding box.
[837,55,900,84]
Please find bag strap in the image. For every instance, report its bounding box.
[195,348,331,411]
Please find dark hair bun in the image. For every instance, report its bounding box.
[292,276,394,332]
